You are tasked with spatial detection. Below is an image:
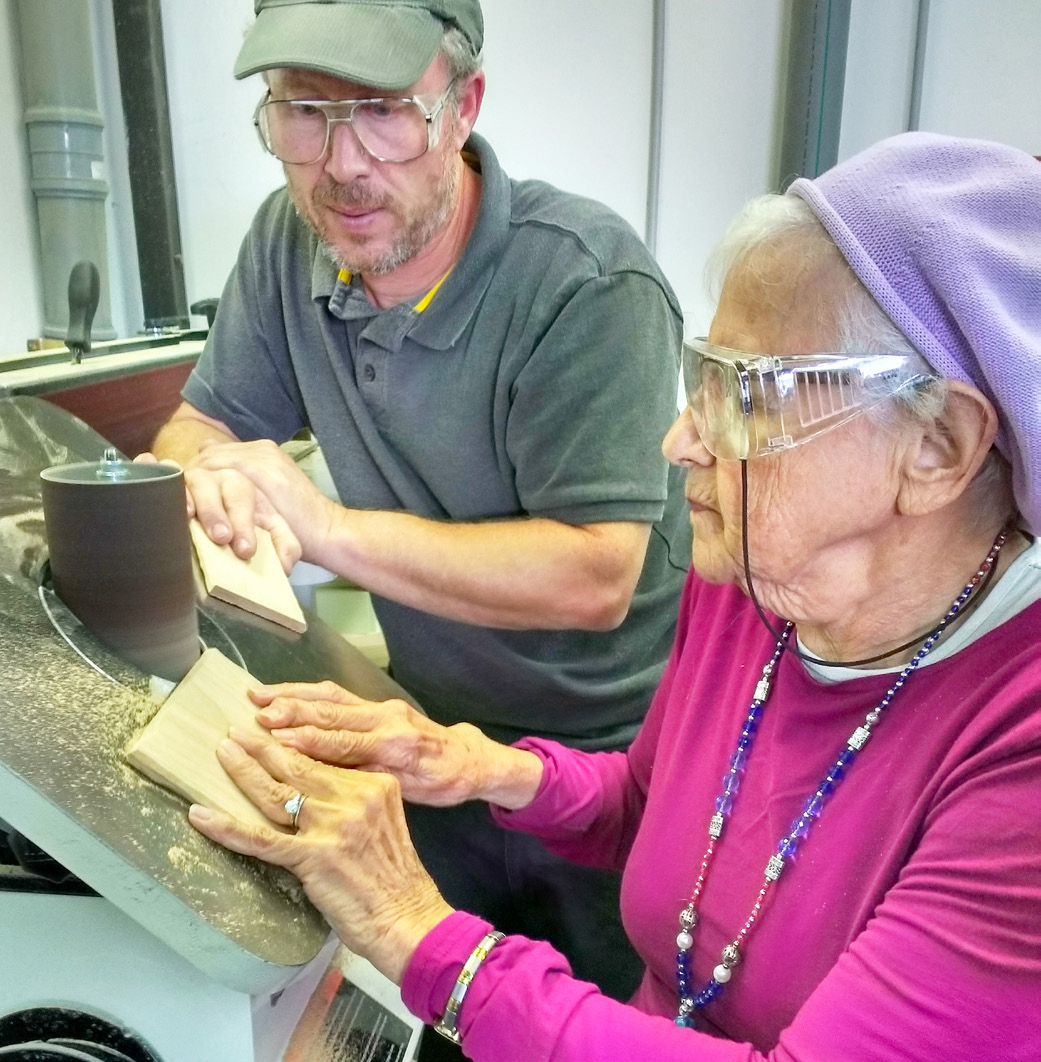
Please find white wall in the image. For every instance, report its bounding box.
[839,0,920,161]
[478,0,653,236]
[915,0,1041,150]
[655,0,788,333]
[840,0,1041,160]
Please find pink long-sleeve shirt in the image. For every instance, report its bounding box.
[402,575,1041,1061]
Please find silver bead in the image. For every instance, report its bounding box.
[712,963,732,984]
[847,725,871,751]
[679,905,697,930]
[676,930,693,951]
[678,997,694,1016]
[720,943,741,968]
[754,676,771,701]
[765,853,785,881]
[708,812,725,839]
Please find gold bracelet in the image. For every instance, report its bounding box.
[433,930,505,1044]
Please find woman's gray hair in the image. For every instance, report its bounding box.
[708,194,1015,526]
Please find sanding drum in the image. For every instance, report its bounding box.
[41,451,200,681]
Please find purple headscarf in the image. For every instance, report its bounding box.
[788,132,1041,535]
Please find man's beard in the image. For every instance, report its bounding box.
[296,149,461,278]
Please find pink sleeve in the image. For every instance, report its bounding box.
[488,739,644,869]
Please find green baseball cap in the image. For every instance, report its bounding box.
[234,0,484,90]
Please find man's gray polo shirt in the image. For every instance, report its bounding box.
[184,134,690,750]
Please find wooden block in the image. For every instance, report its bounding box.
[190,520,307,633]
[125,647,287,831]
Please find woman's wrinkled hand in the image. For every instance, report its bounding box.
[187,726,453,985]
[250,681,545,811]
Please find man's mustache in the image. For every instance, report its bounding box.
[313,180,389,212]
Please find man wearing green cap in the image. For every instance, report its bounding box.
[154,0,688,1025]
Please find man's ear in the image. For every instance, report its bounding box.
[452,71,485,147]
[896,381,999,516]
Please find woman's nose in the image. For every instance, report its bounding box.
[663,406,715,467]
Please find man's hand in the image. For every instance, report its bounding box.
[250,680,545,811]
[151,403,304,572]
[188,728,454,985]
[192,440,336,566]
[180,449,301,571]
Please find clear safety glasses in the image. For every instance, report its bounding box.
[254,82,456,165]
[682,337,936,460]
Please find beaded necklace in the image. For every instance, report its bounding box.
[674,528,1010,1027]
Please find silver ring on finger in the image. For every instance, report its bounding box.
[284,792,307,830]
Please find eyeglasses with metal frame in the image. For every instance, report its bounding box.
[682,336,937,461]
[253,81,457,165]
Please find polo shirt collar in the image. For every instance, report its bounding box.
[310,133,512,352]
[406,134,512,351]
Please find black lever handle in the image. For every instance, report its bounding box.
[67,260,100,364]
[190,297,219,328]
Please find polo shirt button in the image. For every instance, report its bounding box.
[362,364,376,382]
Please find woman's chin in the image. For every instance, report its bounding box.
[689,539,741,588]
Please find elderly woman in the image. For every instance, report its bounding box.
[189,132,1041,1061]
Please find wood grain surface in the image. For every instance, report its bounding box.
[125,647,287,831]
[190,521,307,633]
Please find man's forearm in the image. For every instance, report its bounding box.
[152,406,239,467]
[317,508,651,631]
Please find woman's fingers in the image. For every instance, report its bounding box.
[253,689,404,738]
[188,804,298,866]
[255,696,424,770]
[268,723,389,767]
[215,737,302,826]
[222,727,333,802]
[250,680,367,713]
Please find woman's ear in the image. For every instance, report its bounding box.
[896,381,999,516]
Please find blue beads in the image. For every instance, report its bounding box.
[736,733,753,751]
[838,749,855,767]
[715,793,734,815]
[747,705,763,724]
[730,749,748,772]
[804,793,825,818]
[777,836,799,858]
[675,1015,695,1028]
[789,816,811,839]
[721,771,741,796]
